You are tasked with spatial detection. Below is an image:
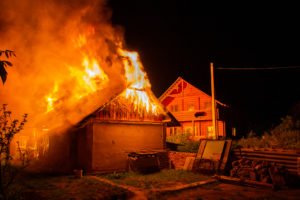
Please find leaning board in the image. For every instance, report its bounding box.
[201,140,225,161]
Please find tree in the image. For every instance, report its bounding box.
[0,104,28,198]
[0,50,15,84]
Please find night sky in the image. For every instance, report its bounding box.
[108,1,300,135]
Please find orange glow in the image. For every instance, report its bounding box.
[0,1,166,161]
[45,82,58,113]
[118,48,161,115]
[44,53,109,113]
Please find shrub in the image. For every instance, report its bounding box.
[166,133,200,153]
[236,116,300,149]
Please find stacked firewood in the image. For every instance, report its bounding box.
[230,157,287,186]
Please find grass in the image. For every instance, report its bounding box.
[9,173,133,200]
[100,169,211,189]
[4,169,210,199]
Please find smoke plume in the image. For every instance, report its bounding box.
[0,0,128,133]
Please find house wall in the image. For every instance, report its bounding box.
[87,121,165,172]
[161,77,227,139]
[41,129,77,173]
[76,125,93,172]
[166,120,225,140]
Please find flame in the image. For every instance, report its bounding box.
[118,48,161,115]
[118,49,150,89]
[44,37,161,116]
[0,0,169,165]
[68,55,109,100]
[45,82,59,113]
[0,1,167,162]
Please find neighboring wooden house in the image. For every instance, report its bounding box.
[159,77,227,140]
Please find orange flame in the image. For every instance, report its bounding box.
[118,48,161,115]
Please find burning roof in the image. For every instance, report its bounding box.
[0,0,171,134]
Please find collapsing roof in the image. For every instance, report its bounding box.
[76,87,179,127]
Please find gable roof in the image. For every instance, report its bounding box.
[159,76,227,107]
[76,87,180,128]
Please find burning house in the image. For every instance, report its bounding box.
[73,87,170,172]
[11,47,173,173]
[0,0,176,173]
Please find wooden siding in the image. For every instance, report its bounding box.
[161,77,227,138]
[166,120,225,138]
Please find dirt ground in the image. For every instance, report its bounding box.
[152,182,300,200]
[11,172,300,200]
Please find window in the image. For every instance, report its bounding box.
[187,104,195,111]
[170,104,179,112]
[184,126,193,134]
[169,128,173,136]
[207,126,213,137]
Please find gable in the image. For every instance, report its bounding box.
[160,77,212,107]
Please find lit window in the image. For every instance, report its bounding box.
[187,104,195,111]
[207,126,213,137]
[184,126,192,134]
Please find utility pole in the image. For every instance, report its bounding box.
[210,62,218,139]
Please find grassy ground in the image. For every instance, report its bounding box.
[150,182,300,200]
[99,169,211,189]
[5,169,300,200]
[9,174,133,200]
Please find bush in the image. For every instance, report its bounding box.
[236,116,300,149]
[166,133,200,153]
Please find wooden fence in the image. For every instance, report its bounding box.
[231,148,300,176]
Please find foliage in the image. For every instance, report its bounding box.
[166,133,200,153]
[0,104,28,199]
[0,50,15,84]
[236,116,300,149]
[177,141,200,153]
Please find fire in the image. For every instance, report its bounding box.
[69,55,109,99]
[124,88,159,114]
[45,53,109,113]
[118,49,150,89]
[44,37,161,116]
[118,48,161,115]
[0,0,166,161]
[45,82,59,113]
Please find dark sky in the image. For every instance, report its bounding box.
[108,0,300,135]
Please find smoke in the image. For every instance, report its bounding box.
[0,0,127,133]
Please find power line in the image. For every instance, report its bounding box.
[217,66,300,70]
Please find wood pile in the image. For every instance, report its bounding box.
[230,157,287,187]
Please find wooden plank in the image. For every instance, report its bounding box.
[183,157,195,171]
[202,140,225,160]
[297,157,300,176]
[214,175,273,188]
[219,140,232,171]
[235,153,298,160]
[196,140,207,159]
[232,156,297,165]
[233,148,300,156]
[231,149,300,175]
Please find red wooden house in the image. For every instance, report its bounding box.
[159,77,227,140]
